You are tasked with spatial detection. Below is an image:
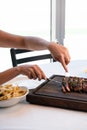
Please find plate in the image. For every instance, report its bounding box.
[0,86,29,107]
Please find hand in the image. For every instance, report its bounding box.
[17,64,46,80]
[48,42,71,72]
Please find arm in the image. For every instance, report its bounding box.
[0,30,50,50]
[0,30,71,72]
[0,65,46,85]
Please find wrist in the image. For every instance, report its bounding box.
[48,41,60,51]
[15,66,21,75]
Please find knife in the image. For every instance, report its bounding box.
[47,78,61,84]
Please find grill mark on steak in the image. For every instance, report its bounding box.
[61,77,87,93]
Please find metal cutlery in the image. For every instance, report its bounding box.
[47,73,70,84]
[47,78,61,84]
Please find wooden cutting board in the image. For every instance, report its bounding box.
[26,75,87,112]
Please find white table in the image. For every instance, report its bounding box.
[0,60,87,130]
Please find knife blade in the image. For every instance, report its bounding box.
[47,78,61,84]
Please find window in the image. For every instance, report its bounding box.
[1,0,86,71]
[56,0,65,44]
[0,0,52,70]
[64,0,87,60]
[0,0,50,39]
[55,0,87,60]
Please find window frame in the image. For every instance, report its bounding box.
[51,0,65,44]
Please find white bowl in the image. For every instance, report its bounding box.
[0,86,29,107]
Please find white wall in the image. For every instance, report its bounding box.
[0,0,50,71]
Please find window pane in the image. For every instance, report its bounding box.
[0,0,51,70]
[64,0,87,60]
[0,0,50,39]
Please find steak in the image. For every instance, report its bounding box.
[61,77,87,93]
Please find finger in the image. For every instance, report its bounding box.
[33,65,46,80]
[60,56,68,72]
[54,55,68,72]
[29,68,38,79]
[65,58,70,66]
[66,50,71,64]
[27,71,33,79]
[35,68,46,80]
[65,55,71,65]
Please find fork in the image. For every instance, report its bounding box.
[65,72,70,77]
[65,72,70,81]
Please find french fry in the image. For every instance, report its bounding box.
[0,84,27,101]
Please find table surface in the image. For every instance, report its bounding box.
[0,60,87,130]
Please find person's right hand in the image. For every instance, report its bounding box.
[48,42,71,72]
[17,64,46,80]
